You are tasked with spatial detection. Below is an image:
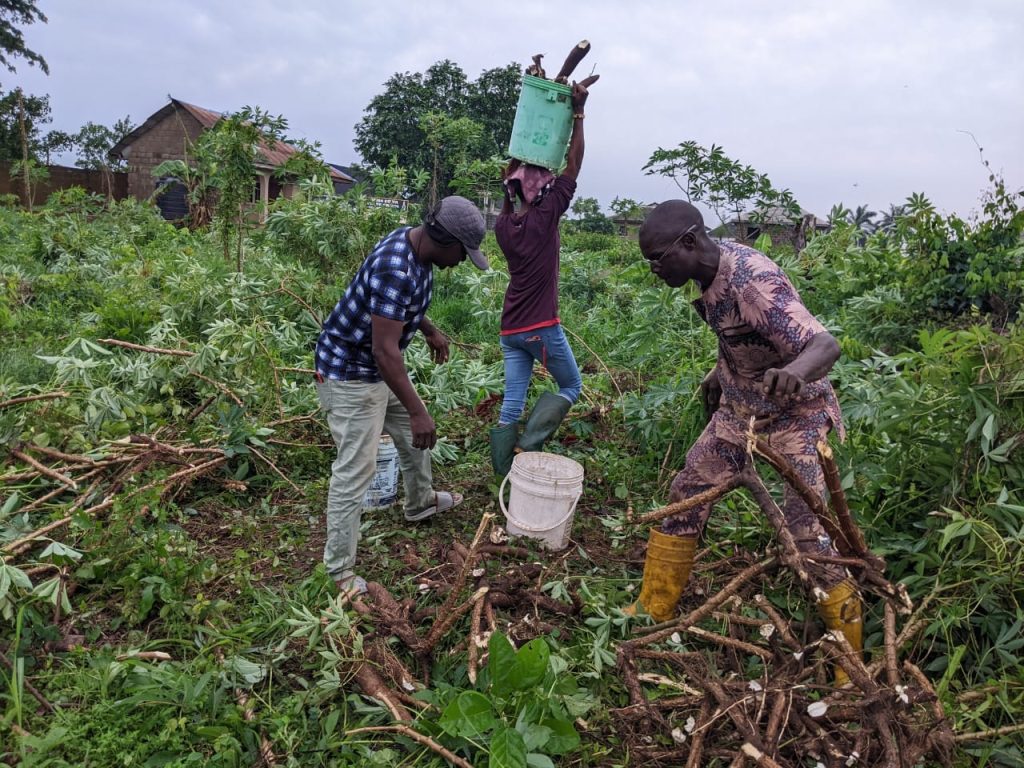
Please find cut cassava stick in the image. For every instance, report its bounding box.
[554,39,591,83]
[633,479,739,524]
[752,438,849,554]
[685,699,715,768]
[816,441,870,558]
[467,587,487,685]
[631,555,780,643]
[422,512,494,650]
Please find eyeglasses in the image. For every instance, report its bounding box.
[645,223,699,263]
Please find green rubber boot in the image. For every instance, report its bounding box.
[490,422,519,476]
[517,392,572,452]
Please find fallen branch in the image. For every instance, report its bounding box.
[0,390,69,410]
[0,649,55,713]
[686,625,771,660]
[562,325,623,399]
[249,445,304,496]
[953,722,1024,742]
[25,444,100,465]
[98,338,194,356]
[346,725,474,768]
[738,469,819,593]
[187,371,244,407]
[631,556,779,644]
[5,515,73,555]
[10,448,78,490]
[467,588,487,685]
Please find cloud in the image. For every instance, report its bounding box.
[8,0,1022,216]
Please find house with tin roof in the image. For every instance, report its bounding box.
[109,98,354,221]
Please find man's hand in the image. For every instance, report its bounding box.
[423,328,450,364]
[700,367,722,420]
[410,410,437,450]
[763,367,804,397]
[571,76,598,112]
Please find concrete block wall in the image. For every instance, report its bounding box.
[122,109,205,199]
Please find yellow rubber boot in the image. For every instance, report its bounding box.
[818,579,863,686]
[624,530,697,622]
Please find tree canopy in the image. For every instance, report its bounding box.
[643,141,799,234]
[0,86,49,161]
[1,0,47,74]
[353,59,520,198]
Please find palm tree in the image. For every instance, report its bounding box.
[850,204,877,234]
[877,204,906,234]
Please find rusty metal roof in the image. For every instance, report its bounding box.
[110,98,352,184]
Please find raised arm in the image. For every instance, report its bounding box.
[563,76,597,181]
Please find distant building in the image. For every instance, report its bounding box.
[109,98,354,221]
[720,206,830,250]
[611,204,657,239]
[327,164,359,196]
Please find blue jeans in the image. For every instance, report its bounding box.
[499,324,582,424]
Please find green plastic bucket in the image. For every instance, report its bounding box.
[507,75,573,171]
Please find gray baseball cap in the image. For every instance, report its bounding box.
[432,196,489,270]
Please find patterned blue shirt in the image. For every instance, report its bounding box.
[315,227,433,382]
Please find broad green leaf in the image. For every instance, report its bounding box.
[224,655,266,685]
[439,690,497,739]
[981,413,997,442]
[489,725,527,768]
[1,492,20,517]
[538,717,579,755]
[139,583,156,617]
[489,631,518,697]
[514,638,550,690]
[518,723,553,752]
[38,541,83,564]
[526,755,556,768]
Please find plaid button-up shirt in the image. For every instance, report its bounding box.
[315,227,433,382]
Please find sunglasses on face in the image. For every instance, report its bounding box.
[645,223,699,263]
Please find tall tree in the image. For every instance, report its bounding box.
[643,141,799,240]
[0,86,49,160]
[465,63,521,157]
[354,59,520,196]
[73,116,135,197]
[419,111,486,209]
[1,0,47,74]
[570,196,615,234]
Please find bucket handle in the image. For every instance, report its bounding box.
[498,472,511,520]
[499,473,581,534]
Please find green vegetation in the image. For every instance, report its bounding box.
[0,160,1022,766]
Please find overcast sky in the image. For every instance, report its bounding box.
[9,0,1023,222]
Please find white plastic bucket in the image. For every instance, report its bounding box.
[363,435,400,509]
[499,451,584,551]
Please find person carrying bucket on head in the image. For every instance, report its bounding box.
[314,197,489,596]
[489,68,599,476]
